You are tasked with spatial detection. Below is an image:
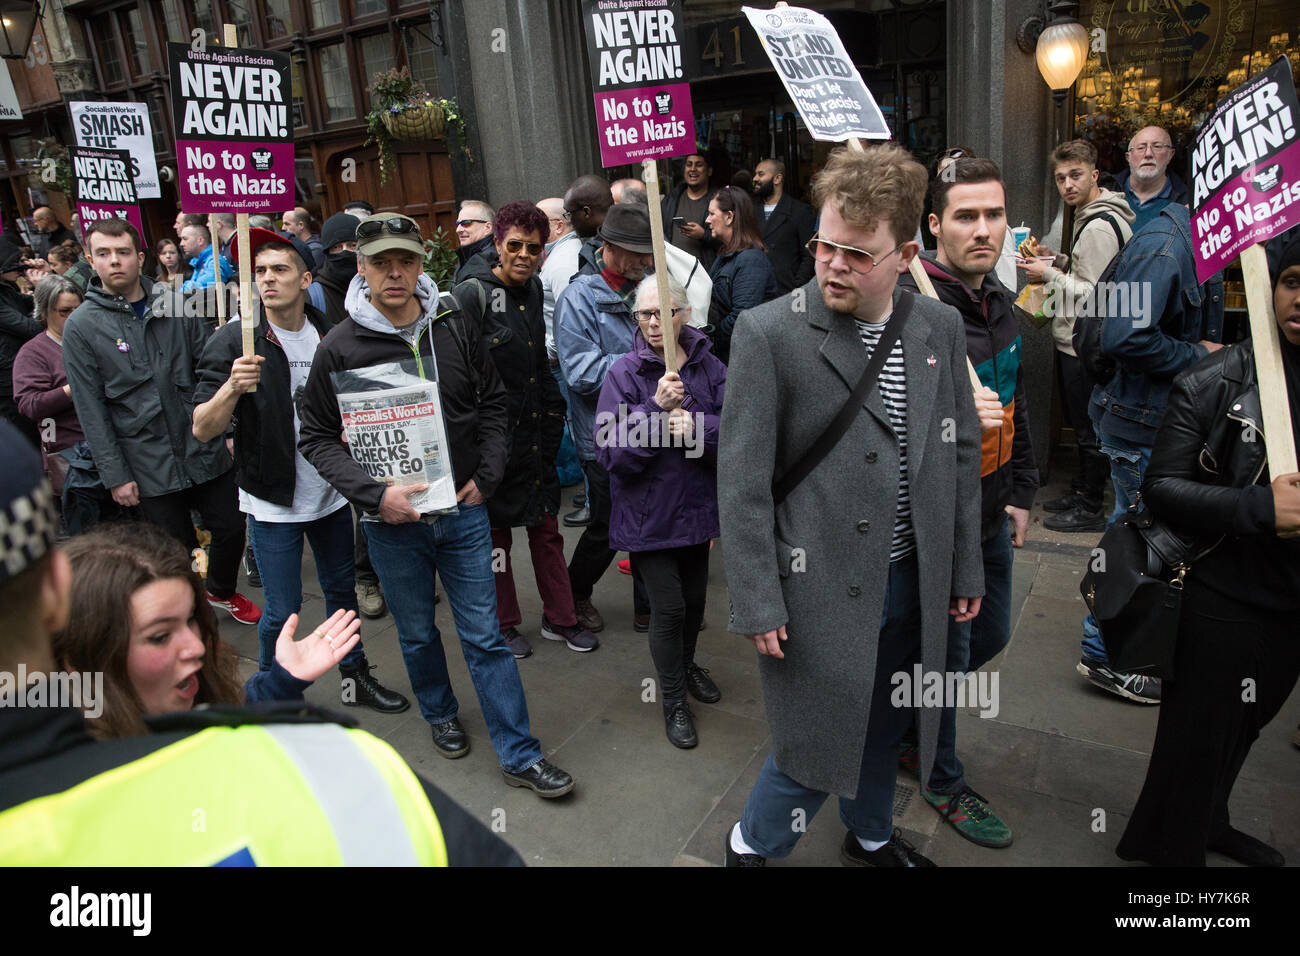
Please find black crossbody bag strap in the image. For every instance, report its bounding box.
[771,291,914,505]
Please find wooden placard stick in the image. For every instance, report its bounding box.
[1240,242,1297,483]
[217,23,257,388]
[843,137,983,392]
[641,158,677,373]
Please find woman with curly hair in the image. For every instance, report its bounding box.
[52,522,361,739]
[46,240,95,294]
[453,200,598,659]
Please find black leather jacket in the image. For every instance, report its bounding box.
[1141,341,1273,562]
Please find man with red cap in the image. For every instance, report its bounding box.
[192,227,408,713]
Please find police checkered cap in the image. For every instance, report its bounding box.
[0,421,57,584]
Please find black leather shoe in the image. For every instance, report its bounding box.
[563,505,591,527]
[724,831,766,867]
[633,613,650,632]
[684,663,721,703]
[1042,493,1084,513]
[430,718,470,759]
[1207,827,1285,867]
[664,701,698,748]
[839,829,935,867]
[341,660,410,714]
[503,758,574,798]
[1044,505,1107,532]
[572,493,587,508]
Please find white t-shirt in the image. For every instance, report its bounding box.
[238,321,348,523]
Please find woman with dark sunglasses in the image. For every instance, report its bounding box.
[704,186,777,364]
[453,201,599,660]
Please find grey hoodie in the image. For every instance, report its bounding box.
[1042,188,1136,355]
[344,271,441,340]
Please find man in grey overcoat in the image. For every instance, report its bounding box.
[719,143,985,867]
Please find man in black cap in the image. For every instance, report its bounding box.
[311,211,362,328]
[0,418,523,866]
[192,227,408,714]
[555,203,655,633]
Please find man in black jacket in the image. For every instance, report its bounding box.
[898,157,1036,851]
[62,218,260,626]
[192,228,407,714]
[298,214,575,798]
[752,159,816,295]
[0,419,523,867]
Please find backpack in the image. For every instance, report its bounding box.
[437,282,486,398]
[1069,213,1128,386]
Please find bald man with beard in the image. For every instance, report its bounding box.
[1115,126,1190,234]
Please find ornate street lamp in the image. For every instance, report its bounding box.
[0,0,41,60]
[1017,1,1091,106]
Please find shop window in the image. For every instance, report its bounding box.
[401,20,440,96]
[309,0,342,30]
[149,97,169,153]
[360,33,397,99]
[264,0,293,40]
[319,42,354,122]
[291,58,308,129]
[161,0,185,43]
[223,0,254,46]
[184,0,216,45]
[122,7,151,75]
[93,15,126,86]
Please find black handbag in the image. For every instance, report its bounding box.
[1079,503,1192,680]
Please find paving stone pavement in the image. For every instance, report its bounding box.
[219,483,1300,867]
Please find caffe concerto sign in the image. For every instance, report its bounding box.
[1087,0,1245,106]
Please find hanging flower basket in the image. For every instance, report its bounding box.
[365,67,471,184]
[382,103,446,141]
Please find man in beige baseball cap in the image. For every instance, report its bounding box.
[298,209,579,798]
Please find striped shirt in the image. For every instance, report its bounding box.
[854,318,916,561]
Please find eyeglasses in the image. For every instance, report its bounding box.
[504,238,544,256]
[357,217,421,240]
[1127,143,1173,155]
[942,148,966,160]
[456,218,490,228]
[805,236,904,275]
[634,307,685,322]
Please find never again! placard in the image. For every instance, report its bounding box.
[168,42,294,214]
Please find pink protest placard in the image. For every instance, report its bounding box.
[168,42,294,214]
[582,0,696,168]
[1191,57,1300,285]
[69,146,147,247]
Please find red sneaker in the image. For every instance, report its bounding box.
[207,591,262,625]
[617,558,631,575]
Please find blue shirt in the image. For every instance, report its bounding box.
[1124,177,1177,235]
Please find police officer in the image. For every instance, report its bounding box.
[0,420,520,866]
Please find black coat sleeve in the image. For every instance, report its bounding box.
[468,318,510,498]
[791,202,817,288]
[416,775,526,866]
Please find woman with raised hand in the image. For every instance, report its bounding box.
[52,522,361,739]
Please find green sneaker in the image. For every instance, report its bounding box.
[922,785,1013,848]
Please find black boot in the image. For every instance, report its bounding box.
[340,659,410,714]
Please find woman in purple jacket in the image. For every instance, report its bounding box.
[596,275,727,748]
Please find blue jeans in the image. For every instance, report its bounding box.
[363,503,543,774]
[249,505,364,673]
[739,555,922,855]
[1081,428,1153,663]
[929,516,1014,794]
